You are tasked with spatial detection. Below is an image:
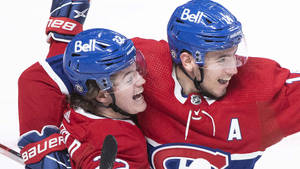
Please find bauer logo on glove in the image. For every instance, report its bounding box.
[46,0,90,42]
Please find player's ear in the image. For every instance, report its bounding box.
[95,91,111,105]
[180,52,195,73]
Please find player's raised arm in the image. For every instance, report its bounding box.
[46,0,90,43]
[46,0,90,58]
[17,0,90,168]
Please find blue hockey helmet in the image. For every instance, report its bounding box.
[63,28,145,95]
[167,0,246,67]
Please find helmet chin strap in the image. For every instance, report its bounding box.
[95,90,134,118]
[179,65,221,100]
[178,64,204,91]
[108,93,135,118]
[193,67,204,91]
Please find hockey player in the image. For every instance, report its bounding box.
[135,1,300,168]
[18,0,150,167]
[18,0,300,169]
[60,28,149,169]
[18,0,90,168]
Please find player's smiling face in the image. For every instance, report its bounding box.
[112,63,147,115]
[199,46,238,99]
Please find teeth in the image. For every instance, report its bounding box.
[133,88,144,100]
[135,89,144,96]
[133,94,143,101]
[222,78,231,81]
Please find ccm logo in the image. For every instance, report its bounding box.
[21,136,65,162]
[47,18,77,31]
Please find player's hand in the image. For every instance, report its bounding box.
[18,126,70,168]
[46,0,90,43]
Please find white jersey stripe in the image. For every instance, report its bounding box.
[286,77,300,84]
[172,66,187,104]
[39,59,69,95]
[146,137,161,147]
[231,151,264,160]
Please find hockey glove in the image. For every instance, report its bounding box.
[46,0,90,43]
[18,126,70,169]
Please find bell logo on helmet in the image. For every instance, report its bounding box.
[74,39,97,52]
[181,8,203,24]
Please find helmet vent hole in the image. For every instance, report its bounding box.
[105,63,113,66]
[72,53,81,57]
[202,35,225,43]
[98,44,108,49]
[101,79,108,87]
[204,40,223,43]
[105,60,122,66]
[101,55,122,62]
[170,25,174,31]
[100,56,123,66]
[176,18,184,24]
[205,18,212,24]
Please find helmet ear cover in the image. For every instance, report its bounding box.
[167,0,244,67]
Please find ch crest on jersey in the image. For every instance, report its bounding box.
[150,143,230,169]
[190,95,201,105]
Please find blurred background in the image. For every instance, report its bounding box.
[1,0,299,168]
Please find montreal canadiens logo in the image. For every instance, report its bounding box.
[150,143,230,169]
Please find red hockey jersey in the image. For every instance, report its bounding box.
[18,37,300,169]
[60,107,149,169]
[18,41,70,135]
[133,38,300,169]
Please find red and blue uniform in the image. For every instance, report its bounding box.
[17,0,89,168]
[60,107,149,169]
[18,37,300,168]
[134,38,300,169]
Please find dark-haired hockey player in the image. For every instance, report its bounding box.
[60,28,149,169]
